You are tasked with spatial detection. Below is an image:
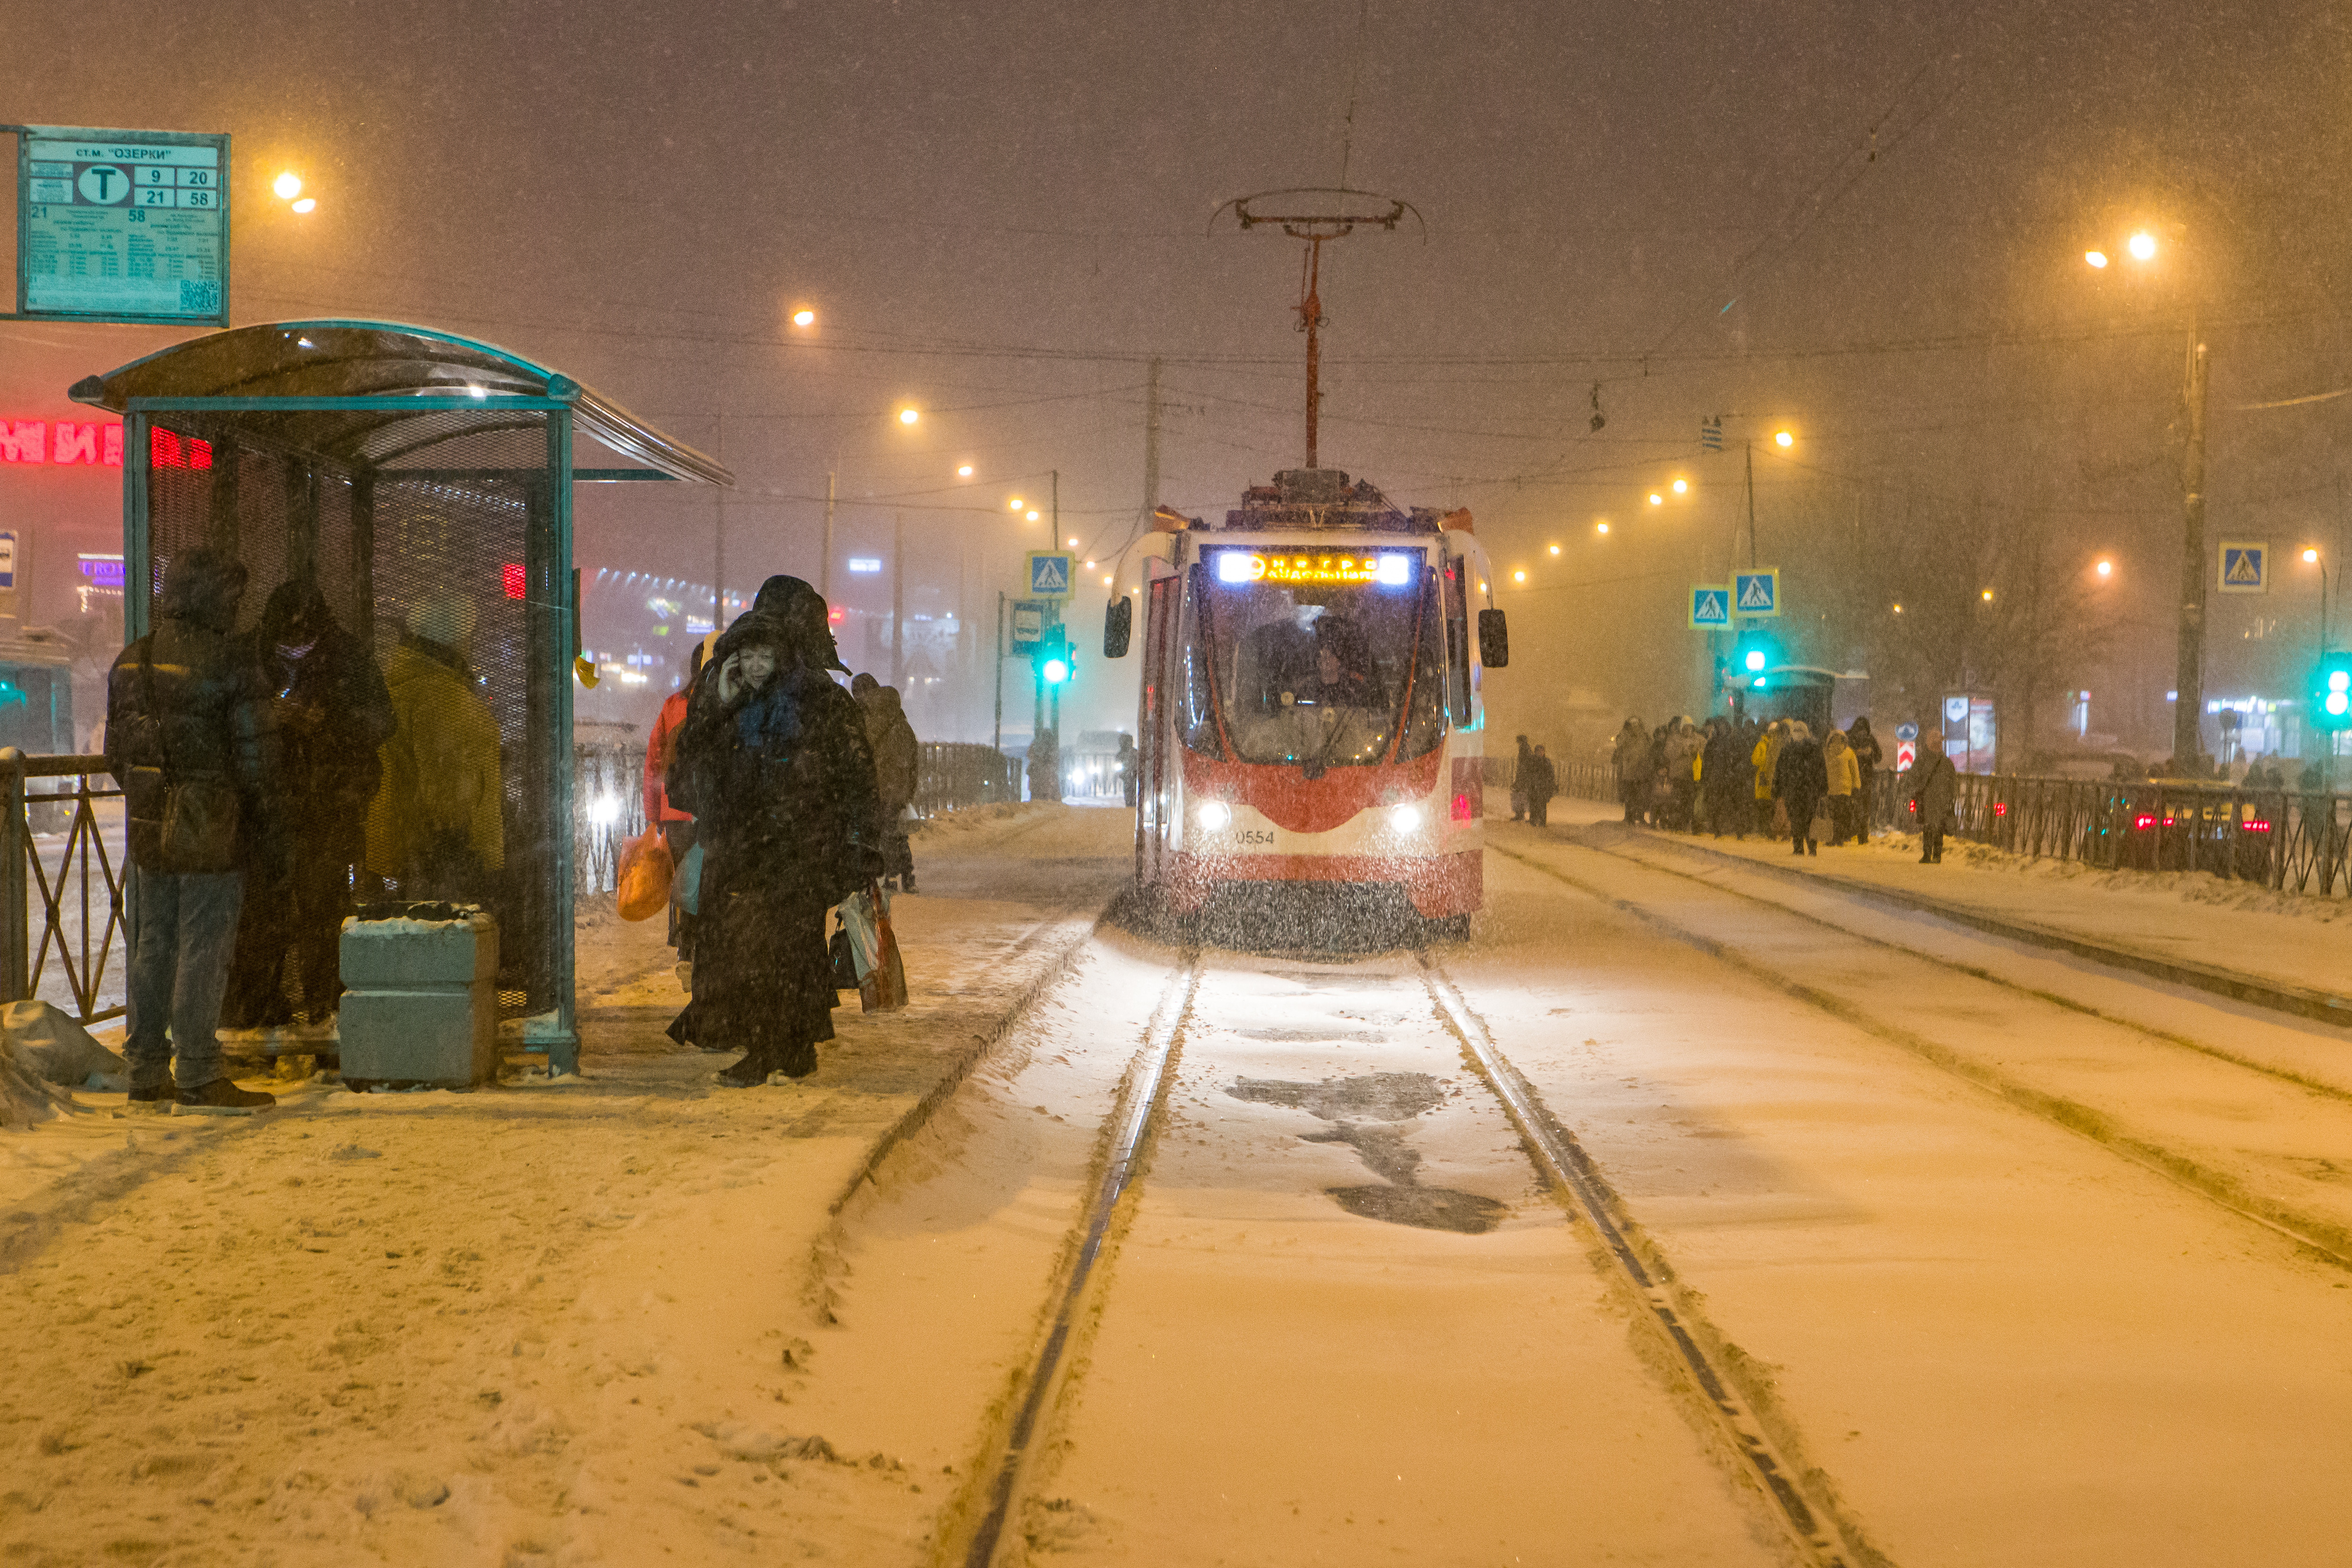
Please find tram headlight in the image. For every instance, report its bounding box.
[1388,803,1424,832]
[1196,801,1231,831]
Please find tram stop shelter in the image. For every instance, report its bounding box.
[69,321,732,1073]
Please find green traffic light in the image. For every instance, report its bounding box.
[1743,649,1767,673]
[2312,654,2352,731]
[1043,657,1070,685]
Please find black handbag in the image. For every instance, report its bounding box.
[138,642,242,874]
[828,922,859,993]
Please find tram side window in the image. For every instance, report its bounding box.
[1443,562,1470,723]
[1396,570,1449,760]
[1179,566,1224,758]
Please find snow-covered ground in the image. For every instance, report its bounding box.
[4,799,2349,1566]
[1543,794,2352,1003]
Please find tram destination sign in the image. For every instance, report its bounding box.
[1212,548,1416,587]
[7,125,230,326]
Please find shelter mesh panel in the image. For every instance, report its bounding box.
[141,411,564,1019]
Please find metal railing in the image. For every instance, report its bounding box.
[0,752,129,1025]
[1059,750,1131,802]
[915,742,1022,817]
[1555,754,2352,899]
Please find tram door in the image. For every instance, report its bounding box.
[1136,571,1182,888]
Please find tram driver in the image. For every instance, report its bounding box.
[1294,617,1376,709]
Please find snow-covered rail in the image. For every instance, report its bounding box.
[947,938,1861,1568]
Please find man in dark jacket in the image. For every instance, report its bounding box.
[1611,718,1651,824]
[1701,718,1748,839]
[1774,720,1829,856]
[1520,744,1558,826]
[223,582,395,1029]
[1846,716,1884,839]
[105,546,286,1114]
[1905,728,1959,863]
[851,673,922,893]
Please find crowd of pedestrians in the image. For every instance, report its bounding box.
[105,550,925,1110]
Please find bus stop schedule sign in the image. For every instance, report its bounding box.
[11,126,230,325]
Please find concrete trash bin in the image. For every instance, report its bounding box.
[338,907,499,1090]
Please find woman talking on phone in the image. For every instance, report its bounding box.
[667,577,881,1087]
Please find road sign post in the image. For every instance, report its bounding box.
[1733,568,1781,619]
[1025,550,1076,601]
[2218,541,2269,594]
[7,125,231,326]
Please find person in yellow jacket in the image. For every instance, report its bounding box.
[1823,729,1862,845]
[1750,719,1786,836]
[366,592,505,901]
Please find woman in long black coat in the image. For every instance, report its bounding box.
[668,577,881,1086]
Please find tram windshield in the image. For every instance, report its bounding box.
[1188,546,1446,767]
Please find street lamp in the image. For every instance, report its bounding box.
[791,308,816,328]
[273,172,302,199]
[2084,222,2208,765]
[2096,559,2114,577]
[2301,547,2330,659]
[898,408,920,425]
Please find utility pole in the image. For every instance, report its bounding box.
[1300,236,1327,468]
[1144,356,1162,516]
[1744,442,1759,568]
[993,590,1005,755]
[891,510,906,688]
[2175,324,2210,768]
[821,469,836,603]
[1050,468,1059,547]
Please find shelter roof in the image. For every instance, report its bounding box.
[69,320,730,485]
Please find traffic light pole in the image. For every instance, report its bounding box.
[2175,328,2211,770]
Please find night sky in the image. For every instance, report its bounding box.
[5,0,2347,749]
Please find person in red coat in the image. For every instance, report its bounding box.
[647,637,711,1045]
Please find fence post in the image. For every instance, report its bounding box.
[0,749,24,1004]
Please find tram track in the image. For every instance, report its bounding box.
[942,937,1867,1568]
[1490,836,2352,1273]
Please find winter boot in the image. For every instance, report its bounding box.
[173,1079,276,1116]
[126,1080,176,1114]
[716,1050,774,1088]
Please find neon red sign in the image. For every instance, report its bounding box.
[0,420,213,470]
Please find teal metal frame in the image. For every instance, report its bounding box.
[119,390,583,1072]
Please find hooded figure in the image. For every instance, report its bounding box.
[1822,729,1861,846]
[221,581,396,1028]
[851,672,921,892]
[1520,743,1558,826]
[669,576,882,1086]
[1511,735,1532,822]
[1611,719,1652,824]
[1701,718,1751,839]
[105,545,286,1115]
[1905,728,1959,863]
[1846,716,1884,837]
[365,591,504,902]
[1774,719,1828,855]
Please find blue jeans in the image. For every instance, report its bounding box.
[125,866,246,1092]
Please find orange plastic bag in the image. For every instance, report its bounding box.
[617,831,674,922]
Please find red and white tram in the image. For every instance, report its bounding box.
[1112,466,1507,938]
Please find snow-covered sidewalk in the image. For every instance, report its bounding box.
[0,802,1136,1567]
[1541,795,2352,1013]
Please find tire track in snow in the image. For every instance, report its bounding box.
[1492,839,2352,1273]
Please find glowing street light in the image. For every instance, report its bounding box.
[898,408,920,425]
[1008,496,1024,511]
[1026,509,1041,522]
[290,198,316,215]
[2129,231,2158,262]
[2097,559,2114,576]
[1648,493,1663,506]
[957,464,974,479]
[791,308,816,328]
[2086,250,2109,269]
[1596,522,1610,535]
[2305,548,2322,564]
[1066,536,1079,547]
[1981,588,1995,601]
[1548,544,1561,555]
[1774,430,1794,448]
[273,172,302,200]
[1512,569,1526,583]
[1670,477,1689,494]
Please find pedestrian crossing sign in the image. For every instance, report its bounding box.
[1026,550,1076,601]
[1733,568,1781,618]
[1688,584,1732,629]
[2218,541,2268,594]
